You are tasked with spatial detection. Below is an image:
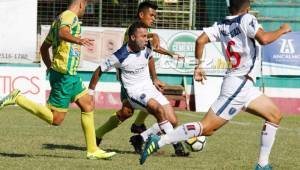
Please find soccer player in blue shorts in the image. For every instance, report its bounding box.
[0,0,115,160]
[140,0,291,169]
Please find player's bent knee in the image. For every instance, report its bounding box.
[117,109,133,122]
[269,109,282,124]
[52,116,64,126]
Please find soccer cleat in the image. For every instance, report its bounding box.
[129,135,144,154]
[140,134,160,165]
[172,142,190,157]
[87,148,116,160]
[96,137,102,146]
[0,89,20,109]
[131,123,147,134]
[255,164,273,170]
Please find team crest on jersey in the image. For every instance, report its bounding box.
[229,107,237,115]
[140,93,146,100]
[280,39,295,54]
[71,46,80,57]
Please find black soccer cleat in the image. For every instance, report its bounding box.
[130,123,147,134]
[129,135,144,154]
[173,142,190,157]
[96,137,102,146]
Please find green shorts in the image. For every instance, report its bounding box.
[47,69,87,112]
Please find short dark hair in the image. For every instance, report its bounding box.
[137,1,158,17]
[128,21,148,38]
[229,0,250,14]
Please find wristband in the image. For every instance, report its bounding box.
[88,89,95,96]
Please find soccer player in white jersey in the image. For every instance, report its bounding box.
[140,0,291,169]
[89,21,179,153]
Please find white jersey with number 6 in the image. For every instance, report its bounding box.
[204,13,260,78]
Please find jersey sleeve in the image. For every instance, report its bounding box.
[241,14,260,39]
[203,23,221,42]
[60,12,76,29]
[99,55,121,72]
[44,29,53,44]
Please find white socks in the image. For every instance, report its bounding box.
[158,120,174,134]
[258,121,278,167]
[139,121,174,142]
[140,123,161,142]
[158,122,202,147]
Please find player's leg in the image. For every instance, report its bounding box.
[159,108,227,147]
[95,100,133,144]
[140,108,227,164]
[76,92,116,159]
[0,89,54,124]
[131,110,148,133]
[73,74,115,159]
[245,94,282,169]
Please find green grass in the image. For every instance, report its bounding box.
[0,107,299,170]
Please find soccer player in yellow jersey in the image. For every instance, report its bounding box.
[0,0,115,160]
[93,1,189,156]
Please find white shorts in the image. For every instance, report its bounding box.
[125,85,169,112]
[211,76,262,120]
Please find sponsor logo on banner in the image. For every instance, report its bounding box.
[0,67,46,104]
[263,32,300,75]
[280,39,295,54]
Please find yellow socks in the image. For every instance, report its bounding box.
[95,112,121,139]
[81,111,98,153]
[134,111,149,125]
[15,95,53,124]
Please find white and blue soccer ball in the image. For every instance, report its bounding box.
[184,136,206,152]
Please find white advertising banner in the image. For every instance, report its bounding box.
[0,0,37,63]
[152,30,228,75]
[0,66,46,104]
[41,26,229,74]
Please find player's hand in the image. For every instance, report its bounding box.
[79,38,95,48]
[280,24,292,34]
[153,79,166,92]
[194,67,207,85]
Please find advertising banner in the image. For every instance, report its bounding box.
[0,66,46,104]
[0,0,37,63]
[41,26,229,74]
[262,32,300,75]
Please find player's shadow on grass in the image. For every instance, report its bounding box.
[104,148,137,155]
[0,152,30,158]
[42,143,85,151]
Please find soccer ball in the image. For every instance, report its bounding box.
[184,136,206,152]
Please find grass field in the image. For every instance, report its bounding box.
[0,107,299,170]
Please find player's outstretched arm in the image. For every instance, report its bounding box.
[88,67,103,94]
[194,32,209,84]
[40,41,52,70]
[148,57,165,91]
[151,33,183,59]
[59,26,94,47]
[255,24,291,45]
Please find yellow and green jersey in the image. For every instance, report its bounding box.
[45,10,81,75]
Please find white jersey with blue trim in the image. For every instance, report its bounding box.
[99,43,153,90]
[203,13,260,77]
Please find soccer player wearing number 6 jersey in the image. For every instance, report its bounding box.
[140,0,291,169]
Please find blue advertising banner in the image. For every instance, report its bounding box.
[262,32,300,75]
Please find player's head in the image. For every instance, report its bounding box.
[137,1,158,28]
[68,0,88,17]
[128,21,148,51]
[228,0,250,15]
